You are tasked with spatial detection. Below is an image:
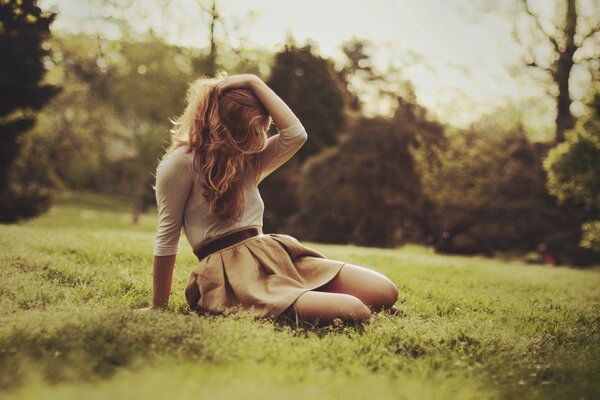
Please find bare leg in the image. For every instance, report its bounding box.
[292,290,372,326]
[315,264,399,313]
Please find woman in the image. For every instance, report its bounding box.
[146,72,400,326]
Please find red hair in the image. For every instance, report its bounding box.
[164,73,271,220]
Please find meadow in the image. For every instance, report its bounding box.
[0,192,598,400]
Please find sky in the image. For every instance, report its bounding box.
[40,0,588,135]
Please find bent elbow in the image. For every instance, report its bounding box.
[297,131,308,144]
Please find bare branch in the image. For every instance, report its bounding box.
[574,54,600,64]
[196,0,213,14]
[578,22,600,46]
[526,60,553,74]
[511,16,524,46]
[520,0,560,52]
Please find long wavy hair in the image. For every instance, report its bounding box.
[162,72,271,221]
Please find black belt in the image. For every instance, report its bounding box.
[193,227,260,262]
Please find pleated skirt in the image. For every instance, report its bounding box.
[184,232,347,320]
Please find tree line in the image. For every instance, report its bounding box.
[1,0,598,265]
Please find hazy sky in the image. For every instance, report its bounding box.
[41,0,577,133]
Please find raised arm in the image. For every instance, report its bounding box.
[249,79,307,183]
[216,74,301,130]
[215,75,308,183]
[248,76,300,131]
[252,121,306,183]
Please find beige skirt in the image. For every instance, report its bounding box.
[184,231,347,320]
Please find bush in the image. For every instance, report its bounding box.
[544,93,600,258]
[261,43,348,231]
[581,221,600,252]
[298,98,445,247]
[416,127,596,264]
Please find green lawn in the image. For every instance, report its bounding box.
[1,191,599,400]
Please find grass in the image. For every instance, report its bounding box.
[0,191,599,400]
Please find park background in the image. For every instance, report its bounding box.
[1,0,599,399]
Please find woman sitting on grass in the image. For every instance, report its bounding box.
[144,72,400,326]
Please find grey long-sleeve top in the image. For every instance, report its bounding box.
[153,121,308,256]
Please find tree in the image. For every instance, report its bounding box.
[0,0,59,222]
[266,43,347,162]
[109,37,192,222]
[417,122,595,264]
[298,96,445,247]
[335,37,427,120]
[259,42,347,232]
[336,39,378,113]
[298,117,417,246]
[418,128,543,254]
[514,0,599,143]
[99,0,263,78]
[24,34,125,194]
[545,93,600,252]
[26,33,197,223]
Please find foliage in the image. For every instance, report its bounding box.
[0,0,59,222]
[258,163,303,235]
[416,125,596,264]
[335,38,377,113]
[512,0,600,143]
[24,35,115,191]
[27,33,197,219]
[298,98,445,247]
[581,220,600,252]
[0,122,63,223]
[105,37,193,218]
[418,128,541,253]
[259,43,348,232]
[266,43,347,162]
[544,95,600,211]
[27,32,277,222]
[335,38,410,118]
[0,191,599,399]
[544,93,600,251]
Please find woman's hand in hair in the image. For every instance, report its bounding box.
[215,74,261,95]
[216,73,301,131]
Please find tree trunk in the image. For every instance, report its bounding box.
[553,0,577,144]
[132,197,142,225]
